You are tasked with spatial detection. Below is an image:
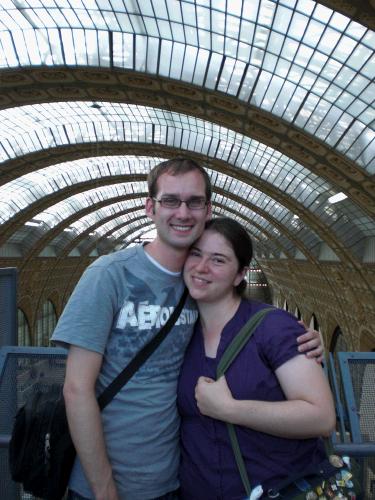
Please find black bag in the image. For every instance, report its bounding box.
[9,388,75,500]
[8,287,188,500]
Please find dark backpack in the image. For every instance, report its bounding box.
[8,387,76,500]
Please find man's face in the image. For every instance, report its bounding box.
[145,170,212,251]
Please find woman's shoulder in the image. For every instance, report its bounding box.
[240,299,304,337]
[241,299,292,320]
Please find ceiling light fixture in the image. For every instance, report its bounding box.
[328,192,347,204]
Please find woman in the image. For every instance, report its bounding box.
[177,217,336,499]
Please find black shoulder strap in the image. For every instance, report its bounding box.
[98,287,189,410]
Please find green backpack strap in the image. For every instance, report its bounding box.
[216,307,274,498]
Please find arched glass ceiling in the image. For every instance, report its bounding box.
[0,155,158,218]
[24,183,147,230]
[10,183,298,253]
[52,209,150,255]
[5,161,365,262]
[0,101,356,210]
[0,106,373,255]
[7,183,297,260]
[65,201,145,237]
[0,1,374,170]
[0,101,365,224]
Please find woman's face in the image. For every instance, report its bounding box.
[183,230,246,303]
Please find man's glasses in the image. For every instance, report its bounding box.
[153,196,208,210]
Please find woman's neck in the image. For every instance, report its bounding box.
[198,294,242,357]
[198,295,241,336]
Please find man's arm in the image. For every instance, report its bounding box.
[63,346,119,500]
[297,321,324,363]
[195,354,336,438]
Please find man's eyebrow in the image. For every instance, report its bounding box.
[161,194,204,198]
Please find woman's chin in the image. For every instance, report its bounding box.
[187,288,207,301]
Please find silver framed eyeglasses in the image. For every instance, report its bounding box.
[153,196,208,210]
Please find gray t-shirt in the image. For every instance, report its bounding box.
[51,245,197,499]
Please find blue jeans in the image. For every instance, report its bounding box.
[67,489,180,500]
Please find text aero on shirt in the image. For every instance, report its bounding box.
[116,301,198,330]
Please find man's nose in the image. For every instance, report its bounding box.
[175,200,191,217]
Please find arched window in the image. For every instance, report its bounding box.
[17,308,31,346]
[294,307,301,320]
[36,300,57,347]
[329,326,348,353]
[283,300,289,312]
[310,314,320,332]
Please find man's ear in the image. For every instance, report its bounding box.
[145,197,155,218]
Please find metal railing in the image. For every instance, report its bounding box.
[0,346,67,500]
[1,347,374,499]
[328,352,375,499]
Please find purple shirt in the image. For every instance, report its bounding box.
[177,300,326,499]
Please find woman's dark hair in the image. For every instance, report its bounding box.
[205,217,253,296]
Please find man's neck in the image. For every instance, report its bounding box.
[144,239,188,273]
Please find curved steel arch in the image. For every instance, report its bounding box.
[0,80,373,218]
[17,186,299,265]
[0,170,323,261]
[1,154,370,268]
[0,73,375,227]
[0,110,372,263]
[0,177,147,244]
[0,1,373,173]
[10,175,317,263]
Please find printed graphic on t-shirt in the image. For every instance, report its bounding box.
[116,300,197,330]
[110,268,197,381]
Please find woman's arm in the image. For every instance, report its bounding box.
[195,354,336,439]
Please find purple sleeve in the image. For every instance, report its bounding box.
[256,309,306,371]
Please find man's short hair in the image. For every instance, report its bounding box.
[147,158,212,201]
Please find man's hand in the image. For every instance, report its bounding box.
[95,477,120,500]
[297,321,324,363]
[195,375,234,420]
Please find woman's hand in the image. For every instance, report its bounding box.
[195,375,234,420]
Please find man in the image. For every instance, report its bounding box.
[52,158,322,500]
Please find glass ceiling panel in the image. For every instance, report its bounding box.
[69,200,144,236]
[0,1,373,170]
[212,207,282,257]
[46,207,147,253]
[111,219,151,240]
[209,171,373,256]
[87,211,147,238]
[1,155,158,199]
[9,199,144,251]
[16,183,148,232]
